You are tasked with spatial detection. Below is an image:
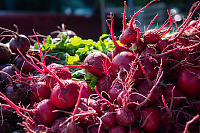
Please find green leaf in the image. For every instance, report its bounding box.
[34,43,40,50]
[84,72,98,90]
[45,35,52,45]
[66,54,80,65]
[70,36,82,47]
[61,32,67,41]
[99,34,110,42]
[72,69,86,79]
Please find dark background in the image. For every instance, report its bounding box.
[0,0,198,41]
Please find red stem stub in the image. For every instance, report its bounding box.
[183,114,199,133]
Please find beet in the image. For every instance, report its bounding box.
[119,0,157,45]
[178,68,200,96]
[141,47,157,56]
[14,55,34,73]
[87,98,101,115]
[50,80,80,109]
[34,99,58,125]
[106,12,131,58]
[140,56,158,80]
[0,65,18,80]
[116,108,135,126]
[0,43,12,65]
[128,128,141,133]
[9,34,30,54]
[143,29,161,44]
[77,114,97,128]
[108,82,122,103]
[96,76,112,93]
[119,26,139,45]
[0,64,10,70]
[109,126,127,133]
[5,83,30,105]
[159,113,173,133]
[30,82,51,105]
[78,81,93,98]
[75,99,98,127]
[163,84,183,104]
[101,112,116,129]
[135,39,147,53]
[157,38,170,51]
[0,65,19,86]
[143,10,172,44]
[45,63,72,90]
[136,80,162,105]
[88,127,106,133]
[141,108,160,132]
[84,51,111,77]
[172,49,189,60]
[51,117,66,132]
[62,122,84,133]
[110,51,135,79]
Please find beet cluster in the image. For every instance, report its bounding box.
[0,1,200,133]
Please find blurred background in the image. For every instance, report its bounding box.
[0,0,198,41]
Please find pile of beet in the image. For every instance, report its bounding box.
[0,1,200,133]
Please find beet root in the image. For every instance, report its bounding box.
[0,43,12,65]
[9,34,30,54]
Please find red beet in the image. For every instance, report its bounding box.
[0,65,19,85]
[109,126,127,133]
[110,51,135,79]
[50,80,80,109]
[172,49,189,60]
[163,84,183,103]
[0,43,12,65]
[34,99,58,125]
[87,98,101,115]
[51,117,66,132]
[134,39,147,53]
[14,55,34,73]
[84,51,111,77]
[143,10,172,44]
[106,12,130,58]
[128,128,141,133]
[9,34,30,54]
[116,108,135,126]
[178,68,200,95]
[142,47,157,56]
[143,29,161,44]
[45,63,72,90]
[88,127,105,133]
[101,112,116,129]
[96,76,112,93]
[30,82,51,105]
[62,122,84,133]
[119,26,139,45]
[5,83,30,105]
[140,56,158,80]
[119,0,157,45]
[108,82,123,103]
[157,38,170,51]
[136,80,162,105]
[78,81,93,98]
[141,108,160,132]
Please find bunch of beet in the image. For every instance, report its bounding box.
[0,1,200,133]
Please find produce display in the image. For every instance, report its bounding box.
[0,0,200,132]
